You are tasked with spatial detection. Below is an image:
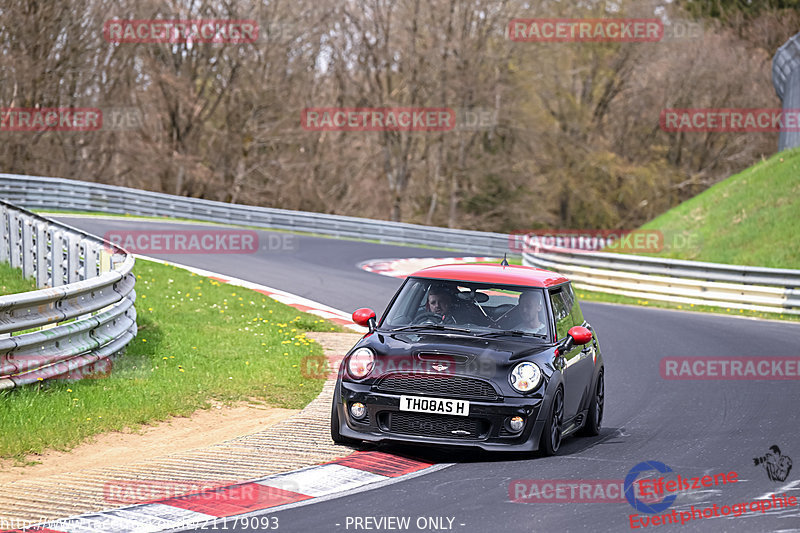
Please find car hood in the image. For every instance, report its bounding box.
[355,330,554,381]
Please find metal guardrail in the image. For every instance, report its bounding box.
[0,199,137,389]
[0,173,512,256]
[523,248,800,316]
[1,172,798,317]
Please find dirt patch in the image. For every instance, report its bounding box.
[0,403,297,484]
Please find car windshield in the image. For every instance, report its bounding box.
[380,277,551,341]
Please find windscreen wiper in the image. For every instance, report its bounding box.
[476,329,547,339]
[387,324,472,334]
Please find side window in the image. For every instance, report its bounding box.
[549,288,572,340]
[564,283,584,326]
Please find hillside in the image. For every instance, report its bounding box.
[641,148,800,269]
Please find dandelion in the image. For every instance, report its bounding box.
[67,389,72,393]
[162,356,168,360]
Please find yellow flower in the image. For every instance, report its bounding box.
[67,389,72,393]
[162,357,168,360]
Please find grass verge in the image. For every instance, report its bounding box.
[0,259,338,463]
[0,263,36,296]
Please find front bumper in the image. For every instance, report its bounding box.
[335,379,546,452]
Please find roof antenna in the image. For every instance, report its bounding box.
[501,253,509,267]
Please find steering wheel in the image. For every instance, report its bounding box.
[413,311,453,325]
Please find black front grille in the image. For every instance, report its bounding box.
[384,412,486,439]
[375,373,499,401]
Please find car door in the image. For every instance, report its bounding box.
[562,283,595,415]
[549,285,590,420]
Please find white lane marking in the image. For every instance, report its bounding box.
[157,463,456,533]
[255,464,387,497]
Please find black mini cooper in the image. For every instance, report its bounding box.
[331,263,605,455]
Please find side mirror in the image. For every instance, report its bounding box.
[568,326,593,345]
[556,326,593,356]
[352,308,377,331]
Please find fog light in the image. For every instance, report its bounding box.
[508,416,525,433]
[349,402,366,420]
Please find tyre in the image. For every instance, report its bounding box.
[540,388,564,456]
[580,370,604,437]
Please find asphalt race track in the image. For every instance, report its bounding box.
[56,216,800,533]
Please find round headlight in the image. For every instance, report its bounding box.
[349,402,366,419]
[347,347,375,379]
[510,361,542,393]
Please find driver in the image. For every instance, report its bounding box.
[426,286,458,323]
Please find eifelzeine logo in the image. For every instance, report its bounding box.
[0,108,102,131]
[104,19,258,43]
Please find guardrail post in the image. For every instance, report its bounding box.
[67,234,81,283]
[21,218,34,280]
[50,229,68,287]
[9,211,22,270]
[35,221,49,288]
[84,242,100,279]
[0,205,8,265]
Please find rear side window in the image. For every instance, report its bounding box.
[563,283,584,326]
[549,287,572,340]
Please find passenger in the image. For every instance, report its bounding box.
[501,291,547,334]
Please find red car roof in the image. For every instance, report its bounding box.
[410,263,569,288]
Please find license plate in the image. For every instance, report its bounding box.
[399,395,469,416]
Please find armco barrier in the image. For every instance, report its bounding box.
[1,173,798,317]
[0,199,136,389]
[523,248,800,316]
[0,173,511,256]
